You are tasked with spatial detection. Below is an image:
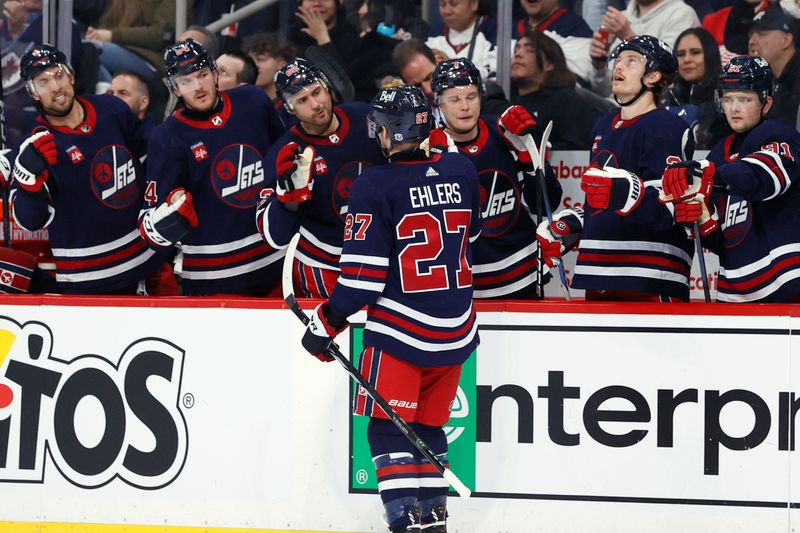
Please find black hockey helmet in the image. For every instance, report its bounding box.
[610,34,677,75]
[368,85,431,145]
[431,58,485,97]
[718,55,774,102]
[163,39,216,92]
[21,44,74,96]
[274,58,331,111]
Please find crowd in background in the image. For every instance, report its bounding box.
[1,0,799,297]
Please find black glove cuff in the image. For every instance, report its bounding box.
[322,303,348,330]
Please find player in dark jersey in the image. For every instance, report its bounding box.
[300,86,480,533]
[140,39,285,296]
[660,56,800,302]
[537,35,696,301]
[257,58,384,298]
[431,57,561,299]
[9,44,164,295]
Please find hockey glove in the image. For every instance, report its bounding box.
[139,188,199,246]
[659,160,716,203]
[536,207,584,268]
[581,166,644,215]
[276,142,315,204]
[674,195,719,236]
[0,149,11,190]
[13,131,58,193]
[301,302,349,362]
[420,128,456,156]
[497,105,537,167]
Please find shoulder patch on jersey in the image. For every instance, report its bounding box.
[66,145,84,164]
[191,142,209,162]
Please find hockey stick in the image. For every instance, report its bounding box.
[0,65,9,248]
[281,233,472,499]
[521,121,571,301]
[694,222,711,303]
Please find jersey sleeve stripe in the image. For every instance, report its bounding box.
[340,253,390,266]
[258,203,284,250]
[340,265,389,280]
[743,150,790,200]
[338,277,386,292]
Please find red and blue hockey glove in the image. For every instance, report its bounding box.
[420,128,455,156]
[659,160,716,203]
[13,131,58,193]
[276,141,315,205]
[301,302,349,362]
[0,149,11,190]
[497,105,537,167]
[674,195,719,236]
[536,207,584,268]
[581,166,644,215]
[139,188,199,246]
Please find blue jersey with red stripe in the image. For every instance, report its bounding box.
[10,94,164,294]
[328,150,481,367]
[144,85,285,295]
[514,9,593,39]
[257,103,385,277]
[454,116,561,298]
[703,120,800,302]
[573,109,696,300]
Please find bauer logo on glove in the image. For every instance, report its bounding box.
[581,166,644,215]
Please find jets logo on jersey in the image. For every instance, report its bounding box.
[191,142,209,162]
[210,143,264,208]
[590,149,619,169]
[89,145,140,209]
[479,168,520,237]
[331,161,373,220]
[720,195,752,248]
[66,146,83,164]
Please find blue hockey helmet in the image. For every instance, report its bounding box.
[610,34,677,75]
[21,44,74,97]
[718,55,774,102]
[274,58,331,111]
[431,58,484,98]
[163,39,216,92]
[368,85,431,146]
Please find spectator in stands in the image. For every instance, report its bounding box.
[511,30,615,149]
[243,32,299,101]
[216,50,258,91]
[665,27,729,149]
[86,0,190,82]
[108,71,151,120]
[426,0,497,78]
[588,0,699,96]
[745,2,800,127]
[287,0,361,60]
[515,0,595,83]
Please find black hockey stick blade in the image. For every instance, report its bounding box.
[305,46,355,104]
[280,233,471,498]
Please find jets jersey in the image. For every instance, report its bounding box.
[10,94,164,294]
[144,85,285,295]
[257,102,385,297]
[573,109,696,300]
[455,116,562,298]
[703,120,800,302]
[328,150,481,367]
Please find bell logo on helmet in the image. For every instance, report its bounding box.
[379,91,396,103]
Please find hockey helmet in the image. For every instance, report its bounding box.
[274,58,332,111]
[368,85,431,145]
[20,44,74,97]
[431,58,484,97]
[163,39,216,92]
[718,55,774,102]
[610,35,677,75]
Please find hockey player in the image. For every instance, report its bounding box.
[301,85,480,533]
[10,44,165,294]
[660,56,800,302]
[431,57,562,298]
[140,39,286,296]
[257,58,384,298]
[537,35,696,301]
